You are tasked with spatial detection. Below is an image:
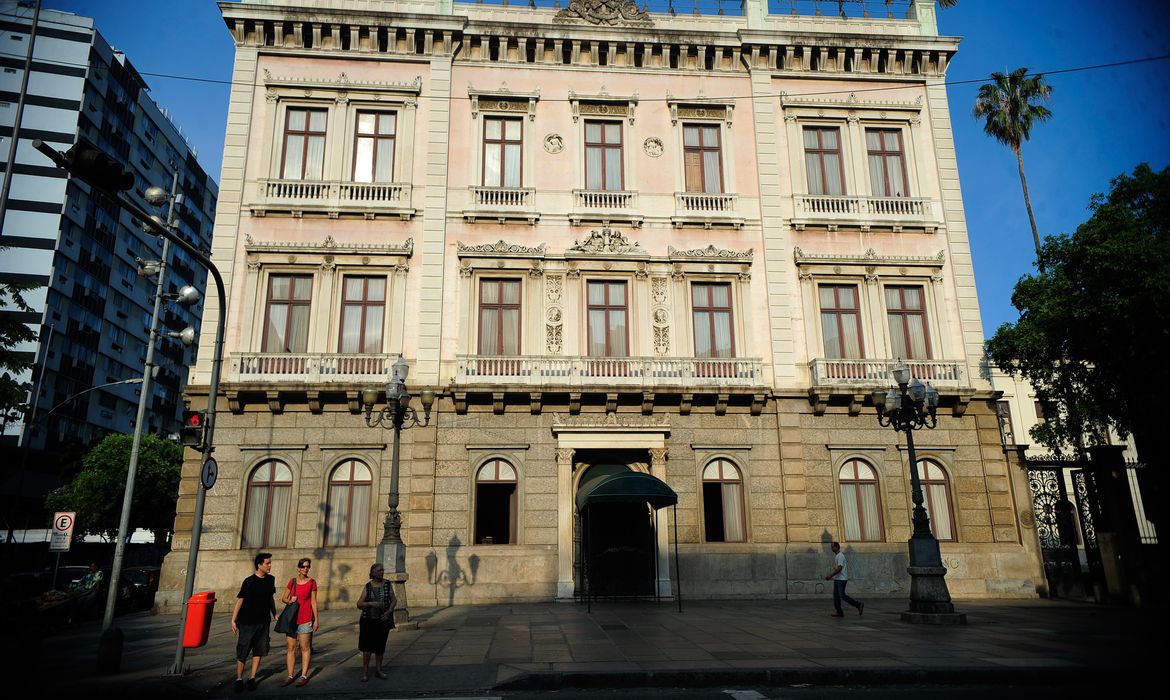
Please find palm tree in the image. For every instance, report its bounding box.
[972,67,1054,262]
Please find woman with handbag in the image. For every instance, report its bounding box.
[279,557,319,687]
[356,562,397,681]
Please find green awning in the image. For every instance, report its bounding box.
[576,471,678,511]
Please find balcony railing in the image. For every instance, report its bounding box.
[251,179,414,218]
[808,358,965,388]
[570,189,641,225]
[464,185,538,223]
[231,353,397,383]
[454,354,764,388]
[792,194,937,230]
[673,191,744,228]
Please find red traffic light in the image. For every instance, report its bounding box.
[181,410,206,448]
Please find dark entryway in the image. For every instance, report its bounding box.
[574,463,678,602]
[582,502,655,597]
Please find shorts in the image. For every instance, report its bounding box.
[291,621,313,635]
[236,623,270,661]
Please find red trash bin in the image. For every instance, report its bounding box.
[182,591,217,648]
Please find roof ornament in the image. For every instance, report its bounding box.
[554,0,654,27]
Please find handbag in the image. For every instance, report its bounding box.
[274,579,300,634]
[274,601,299,634]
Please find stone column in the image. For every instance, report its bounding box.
[649,448,672,597]
[556,447,575,598]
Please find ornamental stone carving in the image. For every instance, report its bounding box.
[546,323,563,354]
[668,244,754,260]
[546,275,562,303]
[567,227,642,254]
[643,137,664,157]
[653,326,670,356]
[457,240,547,255]
[554,0,653,27]
[651,277,667,304]
[544,133,564,154]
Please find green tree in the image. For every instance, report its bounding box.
[0,256,39,418]
[972,67,1054,263]
[44,432,183,542]
[988,163,1170,528]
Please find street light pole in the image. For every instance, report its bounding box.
[97,169,196,671]
[872,360,966,624]
[29,139,229,673]
[361,355,435,628]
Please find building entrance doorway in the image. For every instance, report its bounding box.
[575,463,658,598]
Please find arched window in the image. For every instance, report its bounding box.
[702,459,745,543]
[918,459,956,541]
[325,460,372,547]
[475,459,517,545]
[242,460,293,549]
[838,459,883,542]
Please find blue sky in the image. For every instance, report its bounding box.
[45,0,1170,337]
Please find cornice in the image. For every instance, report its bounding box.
[263,70,422,95]
[793,247,944,267]
[780,91,922,113]
[244,234,414,257]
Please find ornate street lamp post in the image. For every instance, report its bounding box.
[362,355,435,627]
[873,360,966,624]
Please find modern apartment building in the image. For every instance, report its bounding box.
[160,0,1044,610]
[0,2,217,529]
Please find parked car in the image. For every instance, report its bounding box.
[123,565,161,611]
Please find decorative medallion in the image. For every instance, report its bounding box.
[554,0,653,27]
[567,227,642,255]
[643,137,664,157]
[544,133,564,154]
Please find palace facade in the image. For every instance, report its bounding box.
[158,0,1045,611]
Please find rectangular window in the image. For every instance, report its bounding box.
[683,124,723,194]
[338,276,386,354]
[866,128,908,197]
[263,274,313,353]
[478,279,521,355]
[281,108,327,180]
[803,126,845,196]
[483,116,522,187]
[692,283,734,358]
[587,280,628,357]
[585,120,623,191]
[352,111,396,183]
[819,285,864,358]
[885,286,931,360]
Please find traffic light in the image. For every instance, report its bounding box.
[62,138,134,191]
[180,410,206,449]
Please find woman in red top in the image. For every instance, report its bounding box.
[279,557,319,687]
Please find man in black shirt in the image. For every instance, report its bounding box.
[231,552,277,691]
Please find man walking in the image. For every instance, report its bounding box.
[231,552,278,691]
[824,541,864,618]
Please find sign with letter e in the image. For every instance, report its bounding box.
[50,511,76,552]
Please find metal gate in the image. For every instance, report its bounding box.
[1026,464,1098,598]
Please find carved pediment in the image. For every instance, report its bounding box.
[668,245,753,261]
[567,228,642,255]
[456,240,548,256]
[554,0,653,27]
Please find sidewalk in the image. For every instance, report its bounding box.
[32,597,1155,697]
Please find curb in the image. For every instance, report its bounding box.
[494,666,1126,691]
